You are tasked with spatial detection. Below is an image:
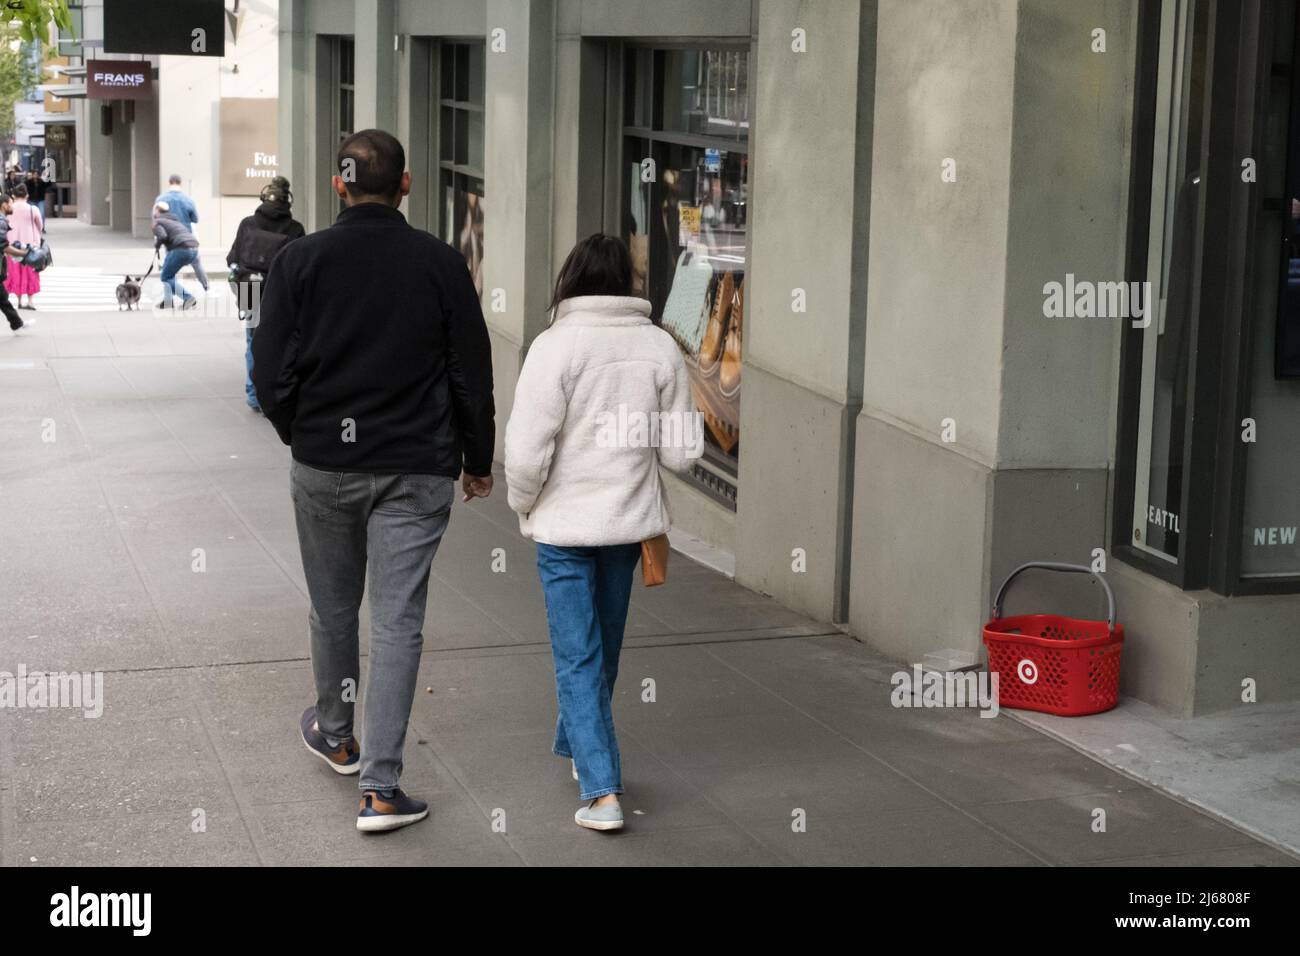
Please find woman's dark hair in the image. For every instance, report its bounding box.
[11,183,27,199]
[549,233,633,312]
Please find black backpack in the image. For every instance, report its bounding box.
[232,226,291,275]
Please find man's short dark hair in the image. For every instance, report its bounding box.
[336,129,405,198]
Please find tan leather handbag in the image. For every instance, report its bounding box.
[641,534,669,587]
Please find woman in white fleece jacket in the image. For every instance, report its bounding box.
[505,234,698,832]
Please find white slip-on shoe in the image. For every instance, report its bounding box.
[575,799,624,832]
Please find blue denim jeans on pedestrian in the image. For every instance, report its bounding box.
[160,247,197,305]
[244,327,258,408]
[536,541,641,801]
[291,461,455,791]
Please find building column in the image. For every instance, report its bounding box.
[734,0,876,622]
[75,97,112,226]
[354,0,397,132]
[279,0,311,217]
[482,0,555,463]
[549,4,605,263]
[129,93,160,238]
[848,0,1130,666]
[109,103,133,231]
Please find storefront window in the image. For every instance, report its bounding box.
[1128,0,1209,564]
[438,41,485,298]
[1241,2,1300,577]
[1119,0,1300,593]
[623,46,750,507]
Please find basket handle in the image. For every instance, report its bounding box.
[990,562,1117,633]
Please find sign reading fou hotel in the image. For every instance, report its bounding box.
[86,59,153,100]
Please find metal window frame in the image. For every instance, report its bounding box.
[1115,0,1300,595]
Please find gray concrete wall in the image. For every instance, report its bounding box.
[354,0,397,132]
[850,0,1134,661]
[575,0,751,37]
[735,0,874,623]
[483,0,556,462]
[1196,591,1300,715]
[849,0,1019,658]
[76,97,112,227]
[129,96,160,239]
[398,0,484,36]
[75,2,110,226]
[549,31,606,265]
[279,0,312,222]
[109,108,133,232]
[304,0,355,34]
[998,0,1131,471]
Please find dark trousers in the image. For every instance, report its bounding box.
[0,283,20,330]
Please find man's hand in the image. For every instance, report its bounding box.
[462,473,493,503]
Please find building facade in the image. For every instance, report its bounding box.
[279,0,1300,718]
[56,0,280,250]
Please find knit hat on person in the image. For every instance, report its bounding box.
[260,176,293,206]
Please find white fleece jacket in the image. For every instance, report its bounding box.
[504,295,700,546]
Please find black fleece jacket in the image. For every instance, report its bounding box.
[252,202,495,477]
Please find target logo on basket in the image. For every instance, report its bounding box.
[1016,659,1039,685]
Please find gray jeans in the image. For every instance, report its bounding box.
[290,460,454,791]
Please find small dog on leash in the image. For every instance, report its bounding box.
[115,275,143,311]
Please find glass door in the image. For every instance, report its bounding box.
[1130,0,1210,564]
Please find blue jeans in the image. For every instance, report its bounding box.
[245,328,258,408]
[536,542,641,800]
[160,247,197,305]
[292,462,455,791]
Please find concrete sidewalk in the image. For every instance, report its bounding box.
[0,222,1294,866]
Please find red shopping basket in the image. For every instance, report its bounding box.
[982,562,1124,717]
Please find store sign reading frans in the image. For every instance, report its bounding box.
[86,60,153,100]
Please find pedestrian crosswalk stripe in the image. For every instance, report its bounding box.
[6,266,213,313]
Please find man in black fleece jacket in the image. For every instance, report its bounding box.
[253,129,494,833]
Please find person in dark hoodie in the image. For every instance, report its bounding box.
[152,202,200,310]
[227,176,307,412]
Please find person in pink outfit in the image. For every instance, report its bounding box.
[5,183,43,309]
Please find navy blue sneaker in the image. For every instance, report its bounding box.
[299,706,360,775]
[357,788,429,833]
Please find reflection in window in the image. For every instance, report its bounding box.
[1241,0,1300,577]
[438,42,485,299]
[623,47,749,508]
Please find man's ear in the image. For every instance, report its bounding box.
[332,175,349,200]
[399,171,412,198]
